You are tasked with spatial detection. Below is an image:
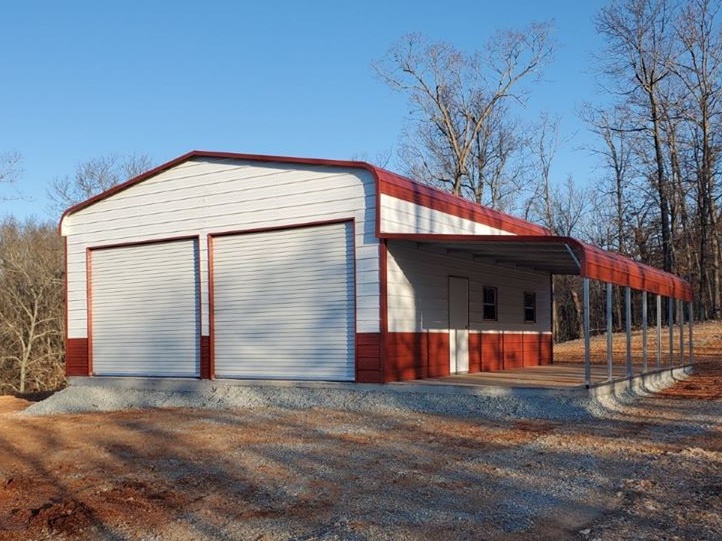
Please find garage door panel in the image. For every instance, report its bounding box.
[213,222,355,381]
[91,239,200,377]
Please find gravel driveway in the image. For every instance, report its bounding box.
[0,362,721,540]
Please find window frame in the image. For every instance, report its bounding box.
[523,291,536,323]
[482,286,498,321]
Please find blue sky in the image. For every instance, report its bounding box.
[0,0,609,221]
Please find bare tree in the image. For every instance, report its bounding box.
[0,151,21,183]
[0,219,64,394]
[374,26,555,207]
[674,0,722,317]
[596,0,677,272]
[48,152,153,217]
[0,151,22,201]
[581,104,636,254]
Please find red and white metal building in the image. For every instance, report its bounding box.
[60,151,694,384]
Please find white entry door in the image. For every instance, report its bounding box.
[449,276,469,374]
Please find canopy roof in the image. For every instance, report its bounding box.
[381,233,693,301]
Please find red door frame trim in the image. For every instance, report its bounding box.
[85,248,94,375]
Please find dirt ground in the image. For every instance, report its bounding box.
[1,329,721,540]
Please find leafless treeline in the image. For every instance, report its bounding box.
[0,219,64,393]
[377,0,722,340]
[589,0,722,323]
[0,154,151,394]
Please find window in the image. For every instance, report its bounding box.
[524,291,536,323]
[483,286,498,320]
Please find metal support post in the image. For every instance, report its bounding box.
[584,278,591,387]
[689,301,694,366]
[657,295,662,369]
[668,298,674,366]
[625,286,632,378]
[606,282,613,381]
[679,299,684,364]
[642,291,648,374]
[656,294,662,369]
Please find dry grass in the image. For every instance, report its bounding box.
[554,319,721,365]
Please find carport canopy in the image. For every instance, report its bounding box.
[380,233,693,301]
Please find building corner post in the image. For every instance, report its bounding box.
[584,277,591,387]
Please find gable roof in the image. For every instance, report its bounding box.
[60,150,692,301]
[59,150,549,237]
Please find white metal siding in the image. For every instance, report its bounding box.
[213,222,355,380]
[90,240,200,376]
[387,241,551,333]
[379,194,513,236]
[62,158,379,343]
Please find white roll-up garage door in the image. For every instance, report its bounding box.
[90,239,200,376]
[212,222,355,380]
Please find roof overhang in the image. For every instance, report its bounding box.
[381,233,693,302]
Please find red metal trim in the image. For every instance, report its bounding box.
[200,336,211,379]
[580,242,693,301]
[207,234,216,379]
[65,339,89,376]
[356,333,382,383]
[208,217,354,239]
[85,248,94,375]
[380,233,569,243]
[86,234,200,252]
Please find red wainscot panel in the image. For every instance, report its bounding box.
[356,333,383,383]
[522,333,542,367]
[503,333,525,370]
[540,333,553,366]
[468,333,482,373]
[383,332,450,382]
[384,332,427,382]
[481,333,504,371]
[200,335,211,379]
[66,338,89,376]
[426,332,450,378]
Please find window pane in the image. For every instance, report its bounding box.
[483,286,498,320]
[523,292,536,322]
